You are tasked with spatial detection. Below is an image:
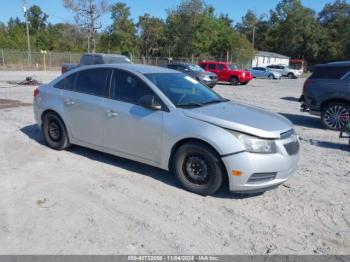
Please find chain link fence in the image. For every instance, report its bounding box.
[0,49,252,70]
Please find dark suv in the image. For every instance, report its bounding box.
[300,61,350,130]
[165,62,218,88]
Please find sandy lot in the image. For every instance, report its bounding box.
[0,71,349,255]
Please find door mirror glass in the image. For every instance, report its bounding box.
[138,95,162,110]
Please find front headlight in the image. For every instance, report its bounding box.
[228,130,277,154]
[202,75,211,81]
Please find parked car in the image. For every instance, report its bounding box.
[164,62,218,88]
[248,67,281,79]
[266,64,301,79]
[61,53,131,74]
[198,61,253,85]
[33,64,299,195]
[300,61,350,130]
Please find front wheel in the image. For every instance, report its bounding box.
[173,143,224,195]
[42,112,70,150]
[230,76,239,86]
[287,73,295,79]
[321,103,350,130]
[268,74,274,79]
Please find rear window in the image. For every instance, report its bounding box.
[54,73,76,90]
[310,66,350,79]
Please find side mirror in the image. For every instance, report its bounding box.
[138,95,162,110]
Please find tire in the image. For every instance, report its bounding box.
[287,73,294,79]
[268,74,274,79]
[42,112,70,150]
[241,82,248,85]
[321,102,350,130]
[230,76,239,86]
[173,143,224,195]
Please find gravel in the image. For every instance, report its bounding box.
[0,71,349,255]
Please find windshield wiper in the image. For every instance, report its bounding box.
[176,102,204,108]
[202,98,230,105]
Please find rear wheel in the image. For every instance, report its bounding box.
[42,112,70,150]
[321,102,350,130]
[230,76,239,86]
[173,143,224,195]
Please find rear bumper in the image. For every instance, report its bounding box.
[299,95,321,116]
[222,138,299,193]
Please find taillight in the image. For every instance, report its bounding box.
[302,79,315,95]
[61,66,64,74]
[33,87,39,97]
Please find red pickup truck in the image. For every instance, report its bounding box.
[198,61,252,85]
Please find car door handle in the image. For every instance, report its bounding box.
[64,99,75,105]
[106,110,118,117]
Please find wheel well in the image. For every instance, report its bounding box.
[321,99,350,111]
[41,110,67,130]
[168,138,228,174]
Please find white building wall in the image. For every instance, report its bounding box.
[252,55,290,67]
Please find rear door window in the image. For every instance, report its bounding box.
[311,66,350,79]
[208,64,216,70]
[218,64,225,71]
[75,68,110,97]
[110,69,154,104]
[199,64,207,70]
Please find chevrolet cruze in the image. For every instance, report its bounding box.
[33,64,300,195]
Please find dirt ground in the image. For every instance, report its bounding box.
[0,71,349,255]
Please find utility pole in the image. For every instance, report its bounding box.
[251,26,255,67]
[23,0,31,65]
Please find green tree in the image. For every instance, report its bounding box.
[100,2,136,55]
[267,0,325,63]
[137,14,165,56]
[318,0,350,61]
[27,5,48,33]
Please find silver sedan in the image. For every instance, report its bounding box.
[249,67,282,79]
[33,64,299,195]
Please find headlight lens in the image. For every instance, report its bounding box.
[228,131,277,154]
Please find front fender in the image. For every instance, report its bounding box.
[159,112,245,170]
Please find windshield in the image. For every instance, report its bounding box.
[228,64,238,70]
[145,73,228,108]
[188,64,205,72]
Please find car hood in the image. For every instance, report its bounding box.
[183,101,293,138]
[198,71,217,78]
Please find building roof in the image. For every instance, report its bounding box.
[255,51,290,59]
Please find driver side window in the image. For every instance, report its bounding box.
[110,70,154,104]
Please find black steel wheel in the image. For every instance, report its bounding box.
[173,142,224,195]
[42,112,70,150]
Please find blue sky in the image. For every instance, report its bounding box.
[0,0,336,27]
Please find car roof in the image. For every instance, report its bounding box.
[200,61,227,64]
[324,61,350,67]
[75,63,177,74]
[82,53,127,58]
[167,62,192,66]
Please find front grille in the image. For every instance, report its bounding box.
[284,141,300,155]
[247,172,277,184]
